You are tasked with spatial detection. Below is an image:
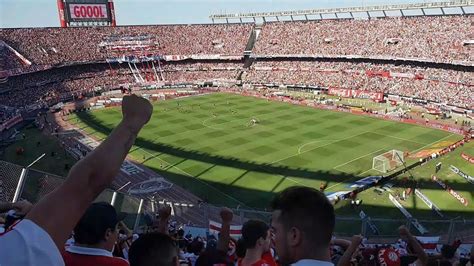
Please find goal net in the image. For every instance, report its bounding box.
[372,150,404,173]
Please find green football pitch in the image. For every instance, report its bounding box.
[66,92,473,218]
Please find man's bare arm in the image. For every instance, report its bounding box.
[399,226,428,265]
[217,207,233,252]
[0,202,14,214]
[26,95,153,249]
[331,238,352,250]
[0,200,32,215]
[337,235,363,266]
[157,206,172,235]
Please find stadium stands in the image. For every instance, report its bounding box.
[0,61,244,108]
[243,60,474,108]
[0,11,473,266]
[0,42,25,73]
[0,23,252,66]
[253,16,473,64]
[0,15,473,109]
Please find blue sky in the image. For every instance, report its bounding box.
[0,0,470,28]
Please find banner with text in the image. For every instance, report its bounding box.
[449,165,474,184]
[327,88,383,101]
[432,176,469,206]
[388,194,428,234]
[414,189,443,217]
[359,210,380,235]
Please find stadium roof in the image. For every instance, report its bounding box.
[210,0,474,22]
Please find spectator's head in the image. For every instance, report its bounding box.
[177,228,185,238]
[270,186,335,265]
[128,233,179,266]
[188,238,205,255]
[241,219,271,254]
[73,202,123,252]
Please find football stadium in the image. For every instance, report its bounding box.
[0,0,473,265]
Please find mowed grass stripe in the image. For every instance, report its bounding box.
[71,93,459,209]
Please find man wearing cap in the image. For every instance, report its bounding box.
[62,202,129,266]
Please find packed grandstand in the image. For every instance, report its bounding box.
[0,1,473,265]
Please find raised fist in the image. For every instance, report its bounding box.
[398,225,410,237]
[220,207,233,223]
[122,94,153,133]
[351,234,363,246]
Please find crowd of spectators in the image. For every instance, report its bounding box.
[0,61,243,108]
[1,15,472,111]
[243,60,473,108]
[1,193,473,266]
[0,105,20,125]
[254,16,473,64]
[162,62,243,72]
[0,43,25,73]
[2,15,472,71]
[163,70,239,84]
[0,57,471,109]
[0,58,471,109]
[161,61,242,83]
[0,24,252,66]
[0,69,132,108]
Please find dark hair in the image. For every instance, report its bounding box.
[236,238,247,258]
[188,238,205,255]
[128,233,178,266]
[270,186,335,247]
[74,202,120,245]
[241,220,269,249]
[441,245,456,259]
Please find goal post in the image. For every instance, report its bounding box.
[372,150,404,173]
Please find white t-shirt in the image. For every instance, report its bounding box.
[0,219,64,266]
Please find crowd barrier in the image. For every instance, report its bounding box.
[1,158,473,243]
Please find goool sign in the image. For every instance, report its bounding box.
[70,4,108,19]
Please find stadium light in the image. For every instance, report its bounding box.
[110,191,118,206]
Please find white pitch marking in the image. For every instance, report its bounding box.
[326,133,455,191]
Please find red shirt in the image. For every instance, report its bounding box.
[62,246,129,266]
[237,252,278,266]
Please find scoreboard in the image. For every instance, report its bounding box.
[57,0,116,27]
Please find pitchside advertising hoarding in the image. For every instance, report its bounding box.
[328,88,384,102]
[58,0,116,27]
